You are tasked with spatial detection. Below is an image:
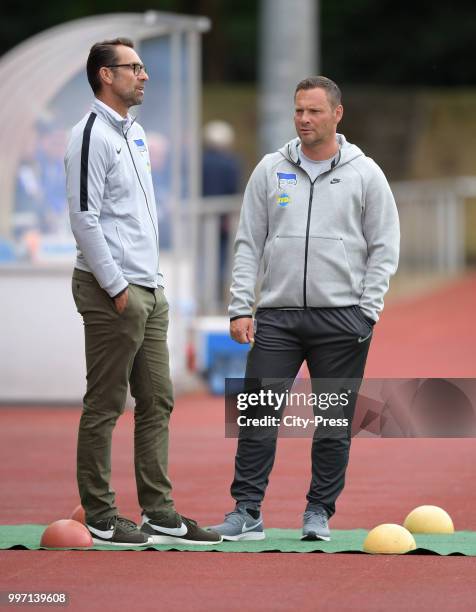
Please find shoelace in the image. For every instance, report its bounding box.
[144,512,195,528]
[303,510,327,526]
[115,516,139,532]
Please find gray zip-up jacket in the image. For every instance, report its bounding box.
[229,134,400,322]
[65,99,162,297]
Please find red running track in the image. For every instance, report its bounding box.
[1,273,476,611]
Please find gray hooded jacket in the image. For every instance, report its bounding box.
[229,134,400,322]
[65,99,162,297]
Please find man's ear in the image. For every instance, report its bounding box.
[99,67,113,87]
[335,104,344,125]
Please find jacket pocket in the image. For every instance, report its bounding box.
[306,236,354,304]
[353,304,375,328]
[261,235,306,307]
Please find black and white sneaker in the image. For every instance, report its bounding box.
[141,512,222,545]
[87,515,151,546]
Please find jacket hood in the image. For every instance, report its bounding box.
[278,134,364,168]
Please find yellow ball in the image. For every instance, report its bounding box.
[403,505,454,534]
[363,524,416,554]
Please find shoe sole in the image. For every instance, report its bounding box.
[146,535,223,545]
[92,537,152,547]
[221,532,266,541]
[301,533,331,542]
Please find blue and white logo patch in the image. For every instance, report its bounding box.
[277,172,297,190]
[134,138,147,153]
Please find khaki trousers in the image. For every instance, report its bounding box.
[72,268,175,523]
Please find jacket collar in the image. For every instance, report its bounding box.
[280,134,364,168]
[92,98,134,134]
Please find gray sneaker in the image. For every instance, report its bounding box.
[302,507,331,541]
[208,506,265,541]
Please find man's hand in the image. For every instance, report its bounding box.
[114,287,129,314]
[230,317,254,344]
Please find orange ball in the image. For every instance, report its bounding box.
[404,505,454,534]
[363,523,416,554]
[40,519,92,548]
[70,504,86,525]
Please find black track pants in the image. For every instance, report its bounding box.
[230,306,373,518]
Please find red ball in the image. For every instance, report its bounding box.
[70,504,86,525]
[40,519,92,548]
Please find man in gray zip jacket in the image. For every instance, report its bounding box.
[65,38,220,547]
[210,76,399,542]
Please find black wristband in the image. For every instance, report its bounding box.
[230,315,253,322]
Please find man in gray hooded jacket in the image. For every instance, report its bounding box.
[210,76,399,541]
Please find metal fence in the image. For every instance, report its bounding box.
[392,177,476,274]
[195,177,476,315]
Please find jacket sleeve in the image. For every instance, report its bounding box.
[65,125,128,297]
[141,129,164,289]
[359,161,400,321]
[228,158,269,319]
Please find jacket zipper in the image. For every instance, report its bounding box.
[287,148,341,308]
[124,134,160,274]
[286,160,317,308]
[303,180,315,307]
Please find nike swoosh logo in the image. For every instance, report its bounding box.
[116,148,121,154]
[358,331,372,343]
[242,519,263,533]
[146,522,188,536]
[87,525,114,538]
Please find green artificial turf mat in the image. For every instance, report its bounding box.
[1,525,475,555]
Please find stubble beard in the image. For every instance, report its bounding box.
[300,123,336,150]
[122,90,144,109]
[300,131,323,148]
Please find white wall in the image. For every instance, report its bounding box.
[0,257,190,403]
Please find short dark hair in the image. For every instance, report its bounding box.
[294,76,342,108]
[87,38,134,94]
